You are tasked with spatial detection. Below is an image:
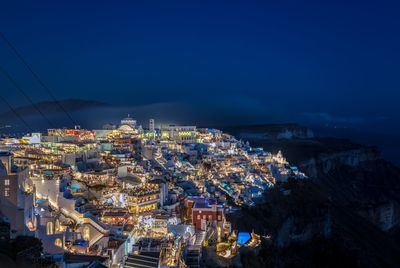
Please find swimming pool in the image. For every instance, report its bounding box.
[237,232,251,245]
[36,199,46,204]
[71,184,81,191]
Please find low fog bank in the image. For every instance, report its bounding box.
[1,99,398,165]
[0,98,290,131]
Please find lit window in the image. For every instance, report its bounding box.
[4,179,10,186]
[55,238,62,247]
[47,222,54,235]
[197,215,200,220]
[218,215,222,221]
[83,227,90,240]
[4,188,9,197]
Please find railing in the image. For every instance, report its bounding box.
[89,232,105,247]
[83,215,109,234]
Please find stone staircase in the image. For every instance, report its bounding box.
[185,247,201,268]
[124,252,160,268]
[194,231,205,246]
[185,231,205,268]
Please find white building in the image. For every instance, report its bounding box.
[120,115,136,128]
[0,151,35,238]
[161,125,197,143]
[149,119,155,132]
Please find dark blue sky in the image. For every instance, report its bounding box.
[1,0,399,132]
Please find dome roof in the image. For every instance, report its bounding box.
[118,124,134,132]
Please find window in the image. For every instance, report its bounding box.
[218,215,222,221]
[4,188,9,197]
[55,219,61,233]
[55,238,62,247]
[47,222,54,235]
[83,227,90,240]
[203,215,206,220]
[197,215,200,220]
[4,179,10,186]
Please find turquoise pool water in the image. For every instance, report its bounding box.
[237,232,251,245]
[71,184,81,191]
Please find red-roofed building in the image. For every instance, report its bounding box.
[185,197,224,230]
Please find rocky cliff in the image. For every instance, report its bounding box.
[223,124,314,141]
[293,140,400,232]
[224,124,400,267]
[298,145,379,178]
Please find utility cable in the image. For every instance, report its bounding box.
[0,94,33,132]
[0,31,76,126]
[0,64,55,128]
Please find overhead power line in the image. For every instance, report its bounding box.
[0,31,76,126]
[0,94,33,132]
[0,64,55,128]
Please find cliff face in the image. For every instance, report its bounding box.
[228,178,400,268]
[275,127,314,140]
[298,146,380,178]
[225,123,400,232]
[275,213,332,247]
[222,124,314,141]
[296,144,400,231]
[225,124,400,267]
[363,201,400,231]
[227,180,332,247]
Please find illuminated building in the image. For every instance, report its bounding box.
[100,209,131,226]
[186,197,225,230]
[124,183,161,214]
[30,163,71,180]
[150,178,168,207]
[149,119,155,132]
[45,128,96,142]
[121,114,136,128]
[161,125,197,143]
[76,170,115,186]
[0,152,35,238]
[21,133,42,144]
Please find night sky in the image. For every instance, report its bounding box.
[0,0,399,133]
